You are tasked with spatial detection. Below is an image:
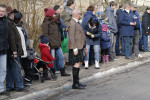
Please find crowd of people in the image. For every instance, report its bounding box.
[0,0,150,95]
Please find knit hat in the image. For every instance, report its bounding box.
[101,13,107,20]
[44,8,55,17]
[53,5,60,11]
[40,35,49,44]
[146,6,150,10]
[130,3,137,8]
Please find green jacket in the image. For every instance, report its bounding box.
[61,6,73,27]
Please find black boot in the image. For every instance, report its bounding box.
[50,69,58,79]
[60,68,70,76]
[72,67,85,89]
[77,68,87,87]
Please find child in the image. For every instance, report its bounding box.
[100,13,111,63]
[39,35,55,80]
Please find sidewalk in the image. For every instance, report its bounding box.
[1,52,150,100]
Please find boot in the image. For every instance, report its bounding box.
[106,55,110,62]
[50,69,58,79]
[77,68,87,87]
[72,67,85,89]
[43,69,51,80]
[95,61,100,69]
[102,55,106,63]
[84,61,89,69]
[60,68,70,76]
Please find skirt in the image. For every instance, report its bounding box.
[69,49,84,65]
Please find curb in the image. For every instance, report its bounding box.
[11,56,150,100]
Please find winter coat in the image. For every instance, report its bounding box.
[100,20,111,50]
[142,11,150,35]
[39,43,55,68]
[60,18,67,41]
[8,19,23,56]
[105,5,118,34]
[116,9,123,29]
[26,49,36,60]
[0,17,9,54]
[81,11,101,45]
[119,10,135,37]
[42,18,61,49]
[68,18,86,50]
[61,6,73,27]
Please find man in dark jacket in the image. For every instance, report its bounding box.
[116,5,123,56]
[6,9,27,92]
[130,4,143,57]
[61,0,76,27]
[0,4,9,96]
[119,3,136,59]
[139,6,150,52]
[105,1,118,61]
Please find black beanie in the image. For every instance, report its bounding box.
[53,5,60,11]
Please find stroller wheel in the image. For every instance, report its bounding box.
[41,77,45,83]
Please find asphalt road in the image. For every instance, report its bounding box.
[48,63,150,100]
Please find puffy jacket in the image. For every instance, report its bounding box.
[39,43,55,68]
[82,11,101,45]
[0,17,9,54]
[105,6,118,34]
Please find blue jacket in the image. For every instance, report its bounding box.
[0,17,9,54]
[119,10,135,36]
[60,18,67,41]
[133,11,142,35]
[105,6,118,34]
[81,11,101,45]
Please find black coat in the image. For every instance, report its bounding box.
[0,17,9,54]
[8,19,23,56]
[142,11,150,35]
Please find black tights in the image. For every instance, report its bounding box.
[101,49,109,56]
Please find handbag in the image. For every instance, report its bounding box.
[61,29,68,54]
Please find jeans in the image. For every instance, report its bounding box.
[122,36,133,58]
[115,34,121,54]
[133,30,140,55]
[6,56,24,91]
[109,34,116,58]
[84,45,100,61]
[0,54,7,92]
[121,36,125,55]
[51,47,64,71]
[139,34,148,51]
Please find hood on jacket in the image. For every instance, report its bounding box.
[105,5,113,12]
[39,43,49,51]
[84,11,94,18]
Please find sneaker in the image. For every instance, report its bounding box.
[55,71,60,74]
[25,81,32,86]
[0,91,10,96]
[138,54,143,58]
[84,61,89,69]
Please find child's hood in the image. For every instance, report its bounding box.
[39,43,48,50]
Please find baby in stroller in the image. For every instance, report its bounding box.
[35,35,57,82]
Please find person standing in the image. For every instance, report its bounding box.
[6,9,27,92]
[61,0,76,27]
[105,1,118,61]
[68,10,86,89]
[116,5,123,56]
[0,4,9,95]
[119,3,135,59]
[130,4,143,58]
[42,8,70,76]
[139,6,150,52]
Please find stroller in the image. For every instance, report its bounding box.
[34,56,58,83]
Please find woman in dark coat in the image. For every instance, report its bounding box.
[42,8,70,76]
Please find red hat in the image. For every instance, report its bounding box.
[44,8,55,17]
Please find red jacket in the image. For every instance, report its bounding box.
[39,43,55,68]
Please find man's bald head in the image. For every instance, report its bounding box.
[72,10,81,18]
